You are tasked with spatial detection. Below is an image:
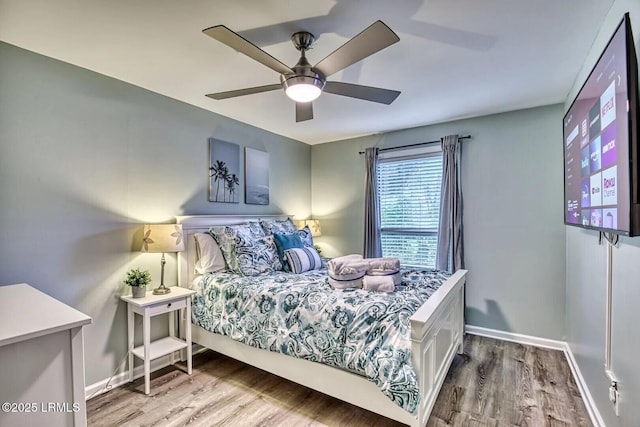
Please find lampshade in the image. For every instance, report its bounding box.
[141,224,185,253]
[297,219,322,237]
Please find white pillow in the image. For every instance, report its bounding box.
[194,233,226,274]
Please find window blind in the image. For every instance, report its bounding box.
[377,152,443,268]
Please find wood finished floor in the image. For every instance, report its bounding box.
[87,335,592,427]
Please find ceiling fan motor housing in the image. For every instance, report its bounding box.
[291,31,315,51]
[280,42,326,102]
[281,57,326,89]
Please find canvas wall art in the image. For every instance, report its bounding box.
[245,147,269,205]
[209,138,240,203]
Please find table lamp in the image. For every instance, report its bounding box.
[298,219,322,236]
[141,224,185,295]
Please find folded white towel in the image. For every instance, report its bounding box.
[328,274,364,290]
[327,254,368,276]
[365,257,400,273]
[365,257,400,275]
[362,272,401,292]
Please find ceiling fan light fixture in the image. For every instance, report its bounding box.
[203,21,401,121]
[282,75,325,103]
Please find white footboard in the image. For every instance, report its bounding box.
[189,269,467,427]
[411,269,467,427]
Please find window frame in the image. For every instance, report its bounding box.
[377,144,443,269]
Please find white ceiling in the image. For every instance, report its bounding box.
[0,0,613,145]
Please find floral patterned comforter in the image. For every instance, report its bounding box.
[191,268,450,414]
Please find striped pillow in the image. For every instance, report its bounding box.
[284,247,322,273]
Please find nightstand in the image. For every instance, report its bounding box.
[121,286,196,395]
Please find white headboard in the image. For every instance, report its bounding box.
[176,214,291,286]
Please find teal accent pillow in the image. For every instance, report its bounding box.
[273,232,304,272]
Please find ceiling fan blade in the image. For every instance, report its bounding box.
[206,84,282,100]
[296,102,313,122]
[324,81,400,105]
[203,25,293,75]
[313,20,399,78]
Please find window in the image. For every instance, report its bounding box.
[377,148,443,268]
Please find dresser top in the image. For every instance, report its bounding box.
[0,283,92,347]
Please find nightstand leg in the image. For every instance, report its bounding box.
[186,297,192,375]
[127,305,134,383]
[143,312,151,395]
[169,310,175,365]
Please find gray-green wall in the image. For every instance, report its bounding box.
[0,41,311,387]
[312,104,567,340]
[564,1,640,425]
[4,3,640,419]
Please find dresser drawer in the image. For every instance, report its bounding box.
[146,298,186,316]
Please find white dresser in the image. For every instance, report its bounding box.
[0,283,92,427]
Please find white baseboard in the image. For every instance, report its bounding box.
[563,343,606,427]
[464,325,566,350]
[85,354,175,400]
[464,324,604,427]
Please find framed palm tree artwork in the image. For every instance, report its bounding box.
[208,138,240,203]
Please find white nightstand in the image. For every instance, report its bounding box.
[121,286,196,395]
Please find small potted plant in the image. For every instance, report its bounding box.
[124,268,151,298]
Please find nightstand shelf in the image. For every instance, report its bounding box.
[131,336,188,361]
[121,286,196,395]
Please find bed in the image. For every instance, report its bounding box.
[176,214,467,426]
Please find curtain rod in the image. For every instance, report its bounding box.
[358,135,471,155]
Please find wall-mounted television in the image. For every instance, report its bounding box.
[563,13,640,236]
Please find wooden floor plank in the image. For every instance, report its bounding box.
[88,335,592,426]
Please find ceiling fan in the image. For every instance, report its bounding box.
[202,20,401,122]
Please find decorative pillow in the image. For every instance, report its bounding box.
[297,225,315,247]
[273,232,304,272]
[236,235,282,275]
[194,233,226,274]
[259,218,297,235]
[209,222,266,274]
[284,246,323,273]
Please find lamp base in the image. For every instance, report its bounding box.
[153,284,171,295]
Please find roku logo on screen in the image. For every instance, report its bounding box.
[602,166,617,205]
[604,177,616,188]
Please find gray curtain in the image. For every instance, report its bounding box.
[436,134,464,272]
[363,147,382,258]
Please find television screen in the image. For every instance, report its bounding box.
[563,13,639,236]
